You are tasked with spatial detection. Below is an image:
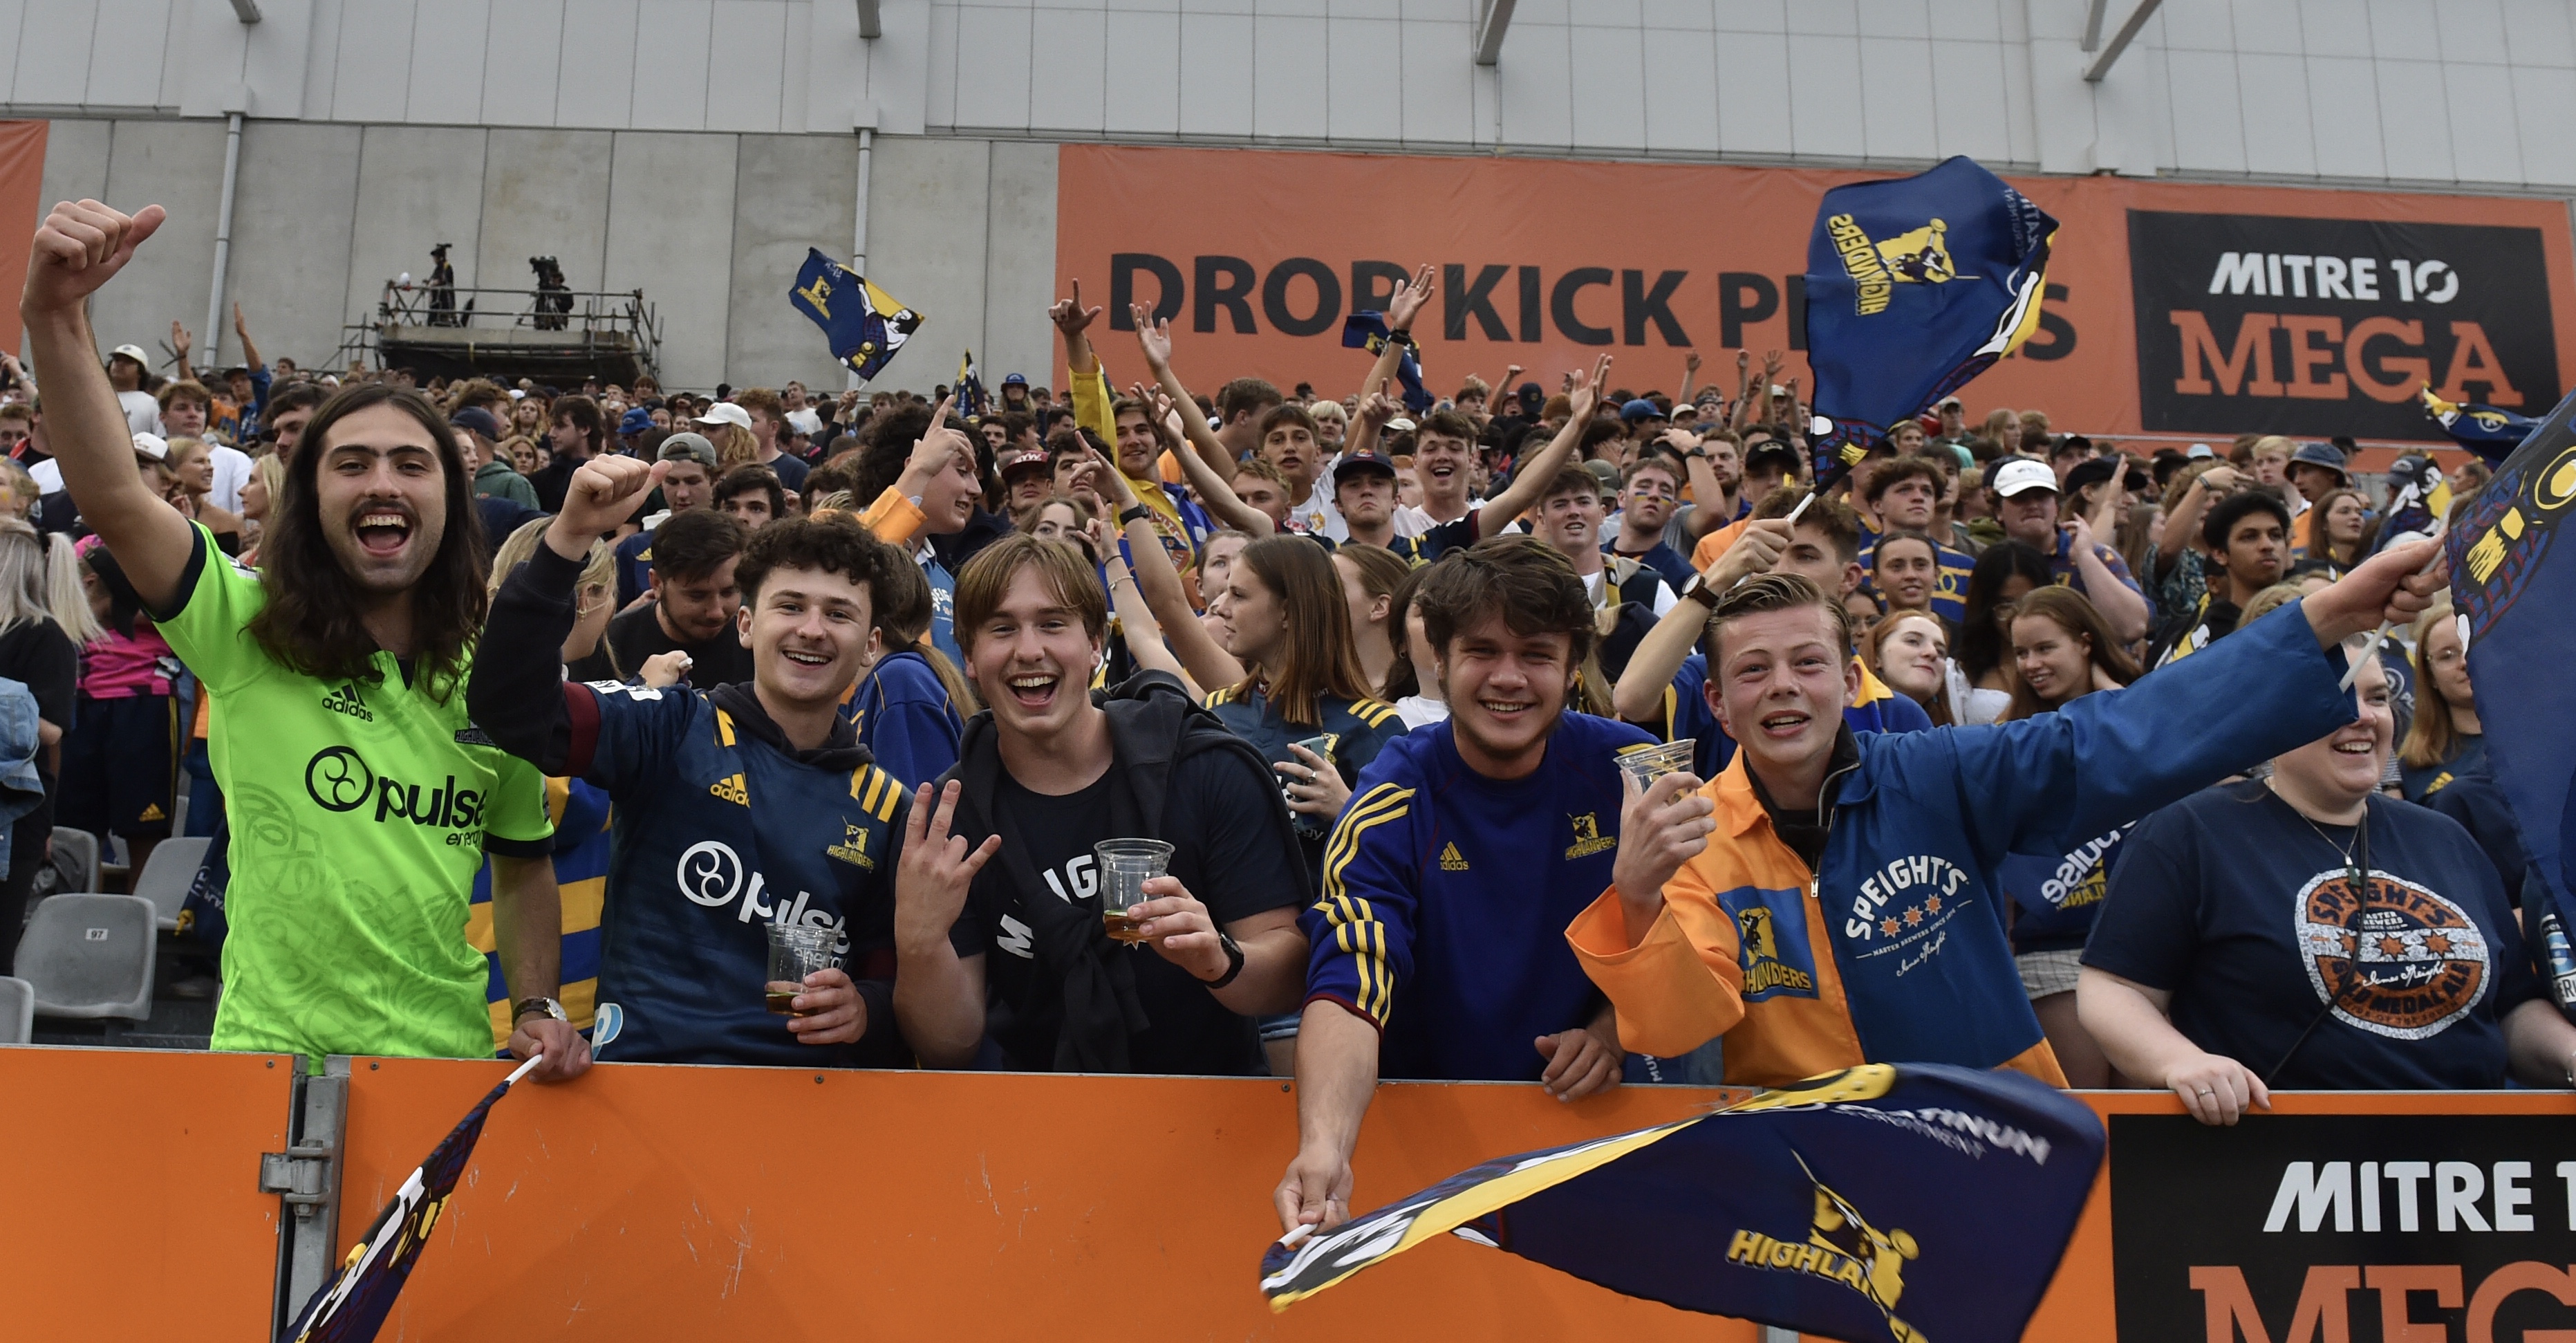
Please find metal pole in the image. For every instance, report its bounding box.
[848,126,875,391]
[205,111,245,371]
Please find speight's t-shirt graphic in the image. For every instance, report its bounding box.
[2128,211,2559,440]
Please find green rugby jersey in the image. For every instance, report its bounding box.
[156,526,552,1060]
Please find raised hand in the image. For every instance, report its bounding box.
[552,454,665,553]
[1612,770,1714,917]
[1762,349,1784,380]
[1385,263,1436,331]
[169,320,192,362]
[895,781,1002,952]
[232,302,250,339]
[1355,380,1401,431]
[1565,353,1616,425]
[1049,279,1102,337]
[21,200,168,319]
[1132,305,1175,370]
[898,391,974,497]
[1684,349,1703,374]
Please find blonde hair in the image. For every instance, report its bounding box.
[487,516,614,598]
[2400,600,2464,770]
[708,422,758,471]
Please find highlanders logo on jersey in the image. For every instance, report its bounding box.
[826,822,874,869]
[1565,813,1616,859]
[2295,867,2490,1040]
[1726,1157,1928,1343]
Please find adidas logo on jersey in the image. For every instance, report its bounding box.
[138,803,166,823]
[321,683,373,722]
[1438,842,1469,871]
[709,773,748,805]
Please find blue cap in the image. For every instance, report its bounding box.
[2290,441,2349,479]
[617,407,653,434]
[449,406,504,441]
[1002,372,1028,385]
[1331,448,1398,483]
[1618,398,1665,423]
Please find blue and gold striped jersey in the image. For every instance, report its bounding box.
[1206,683,1408,892]
[467,775,611,1052]
[1301,712,1656,1080]
[1859,534,1975,625]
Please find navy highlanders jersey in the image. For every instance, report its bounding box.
[1302,712,1656,1080]
[567,680,910,1067]
[1205,683,1408,882]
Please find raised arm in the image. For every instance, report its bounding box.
[1082,447,1244,691]
[1051,281,1116,443]
[1090,516,1197,694]
[1341,381,1399,463]
[2060,515,2150,642]
[18,201,193,607]
[1359,263,1435,405]
[1132,382,1272,536]
[232,303,265,375]
[1471,353,1613,541]
[1607,519,1791,723]
[169,320,196,385]
[1132,306,1242,485]
[1675,349,1702,405]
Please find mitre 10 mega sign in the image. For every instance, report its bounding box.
[1054,145,2576,443]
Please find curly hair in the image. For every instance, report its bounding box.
[243,383,486,700]
[734,512,907,611]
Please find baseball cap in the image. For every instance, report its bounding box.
[1582,459,1622,499]
[1618,398,1665,424]
[1002,372,1027,386]
[1384,416,1417,434]
[999,452,1052,483]
[1989,458,2059,497]
[1516,382,1544,410]
[2185,442,2214,460]
[451,407,505,441]
[1744,441,1803,479]
[2289,441,2349,481]
[617,406,653,435]
[131,432,169,462]
[694,402,754,432]
[1936,395,1963,411]
[2062,456,2120,494]
[656,432,718,467]
[109,344,150,366]
[1332,448,1398,483]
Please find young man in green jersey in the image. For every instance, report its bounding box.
[20,198,588,1079]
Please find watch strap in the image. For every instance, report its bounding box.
[1118,503,1153,525]
[1204,932,1247,990]
[513,996,568,1024]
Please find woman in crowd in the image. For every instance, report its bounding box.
[1012,494,1096,548]
[2306,485,2374,571]
[62,541,180,884]
[841,546,971,788]
[1206,535,1407,867]
[1864,610,2006,728]
[1842,587,1882,642]
[163,436,243,554]
[1334,544,1411,699]
[0,521,96,974]
[1310,398,1348,454]
[1195,528,1253,644]
[1995,586,2138,1087]
[1956,540,2050,694]
[2398,600,2481,802]
[488,517,624,684]
[1377,562,1447,730]
[0,461,36,521]
[2079,652,2576,1121]
[509,396,548,442]
[2004,585,2138,723]
[235,451,288,566]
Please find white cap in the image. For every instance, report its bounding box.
[1989,458,2058,497]
[1385,416,1417,434]
[2185,442,2214,459]
[109,344,150,365]
[1768,384,1789,396]
[694,402,754,432]
[131,432,169,462]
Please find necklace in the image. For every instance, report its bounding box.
[2270,779,2366,889]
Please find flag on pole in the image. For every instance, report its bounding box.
[955,351,991,422]
[2444,387,2576,930]
[1802,156,2057,485]
[2373,452,2452,554]
[2421,386,2535,466]
[1341,311,1433,412]
[788,248,922,382]
[282,1057,547,1342]
[1260,1064,2102,1343]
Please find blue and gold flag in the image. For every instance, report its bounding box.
[2373,452,2452,554]
[955,351,990,421]
[2445,387,2576,925]
[283,1059,543,1342]
[789,248,921,382]
[2421,386,2533,466]
[1341,311,1433,412]
[1803,158,2056,481]
[1261,1064,2102,1342]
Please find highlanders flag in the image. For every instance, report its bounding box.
[955,352,991,420]
[1342,311,1433,412]
[1262,1064,2102,1343]
[1803,157,2056,483]
[2445,387,2576,933]
[282,1057,546,1342]
[2374,452,2452,554]
[789,248,921,381]
[2422,386,2535,465]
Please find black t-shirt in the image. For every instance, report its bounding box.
[757,451,810,494]
[951,748,1305,1075]
[2084,780,2540,1091]
[0,618,78,838]
[603,604,755,688]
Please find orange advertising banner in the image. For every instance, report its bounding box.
[1054,143,2576,445]
[0,120,49,355]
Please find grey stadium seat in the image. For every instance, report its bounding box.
[130,836,211,933]
[0,976,30,1044]
[46,826,97,897]
[18,895,156,1020]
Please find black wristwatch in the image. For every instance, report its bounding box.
[1201,931,1247,990]
[1680,571,1724,610]
[1118,503,1152,526]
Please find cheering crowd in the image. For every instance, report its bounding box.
[5,198,2557,1236]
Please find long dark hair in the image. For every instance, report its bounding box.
[1956,540,2050,685]
[1378,560,1436,703]
[2001,586,2138,721]
[245,383,487,699]
[1231,535,1372,729]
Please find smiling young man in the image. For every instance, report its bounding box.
[1988,456,2152,642]
[1276,537,1659,1235]
[1860,459,1973,622]
[1587,537,2445,1091]
[606,508,750,687]
[2149,490,2292,668]
[19,198,584,1078]
[472,454,915,1066]
[890,535,1309,1074]
[856,400,991,668]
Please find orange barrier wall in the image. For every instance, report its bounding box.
[0,1046,292,1340]
[7,1046,2575,1342]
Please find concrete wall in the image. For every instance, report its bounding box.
[21,118,1055,393]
